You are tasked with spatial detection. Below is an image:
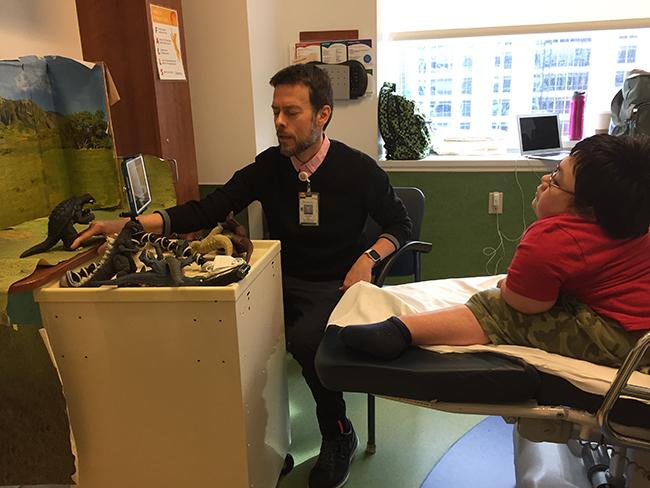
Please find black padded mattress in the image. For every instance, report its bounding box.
[316,325,650,430]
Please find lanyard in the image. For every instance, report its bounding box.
[298,170,312,194]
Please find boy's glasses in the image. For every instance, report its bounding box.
[549,165,575,195]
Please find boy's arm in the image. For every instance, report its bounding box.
[499,278,556,314]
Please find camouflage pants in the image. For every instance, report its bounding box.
[466,288,649,368]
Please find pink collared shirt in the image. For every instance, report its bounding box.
[290,135,331,177]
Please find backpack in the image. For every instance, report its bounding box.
[610,70,650,138]
[378,82,431,160]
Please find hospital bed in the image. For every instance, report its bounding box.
[315,276,650,487]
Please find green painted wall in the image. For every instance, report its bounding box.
[386,171,542,279]
[199,169,545,280]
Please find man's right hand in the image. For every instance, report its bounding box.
[71,219,128,250]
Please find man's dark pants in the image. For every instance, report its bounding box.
[282,275,346,438]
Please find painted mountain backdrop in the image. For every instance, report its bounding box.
[0,96,112,150]
[0,56,120,229]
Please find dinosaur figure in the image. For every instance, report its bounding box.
[85,239,251,288]
[188,224,234,256]
[140,240,193,286]
[223,213,253,262]
[61,220,144,287]
[89,261,251,288]
[87,240,198,287]
[188,214,253,262]
[20,194,96,258]
[139,232,194,259]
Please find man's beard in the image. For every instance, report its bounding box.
[279,122,321,157]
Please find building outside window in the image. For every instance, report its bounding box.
[379,1,650,154]
[383,30,649,149]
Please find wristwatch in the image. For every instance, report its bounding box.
[364,248,381,264]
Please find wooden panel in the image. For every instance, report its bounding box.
[75,0,161,158]
[146,0,199,204]
[75,0,199,203]
[299,30,359,41]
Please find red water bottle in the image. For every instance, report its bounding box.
[569,91,585,141]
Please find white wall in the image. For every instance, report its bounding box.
[246,0,286,155]
[183,0,378,184]
[182,0,258,185]
[0,0,82,60]
[278,0,378,158]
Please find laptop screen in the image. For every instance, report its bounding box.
[518,114,562,153]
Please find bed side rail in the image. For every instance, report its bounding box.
[597,331,650,449]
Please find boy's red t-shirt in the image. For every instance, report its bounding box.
[506,213,650,331]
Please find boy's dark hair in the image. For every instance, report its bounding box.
[570,134,650,239]
[270,64,334,129]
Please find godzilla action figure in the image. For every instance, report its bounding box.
[85,241,197,287]
[81,239,250,287]
[60,216,252,288]
[20,194,96,258]
[61,219,144,287]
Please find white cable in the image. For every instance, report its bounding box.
[483,159,531,275]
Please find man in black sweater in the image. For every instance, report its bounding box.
[73,64,411,488]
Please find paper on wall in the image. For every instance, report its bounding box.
[290,38,375,95]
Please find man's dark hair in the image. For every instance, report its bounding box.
[270,64,334,128]
[570,134,650,239]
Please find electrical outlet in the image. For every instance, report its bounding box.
[488,191,503,214]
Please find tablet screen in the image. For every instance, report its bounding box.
[122,155,151,216]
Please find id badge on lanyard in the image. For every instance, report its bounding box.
[298,192,319,226]
[298,171,319,226]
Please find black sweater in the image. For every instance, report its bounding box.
[164,140,412,281]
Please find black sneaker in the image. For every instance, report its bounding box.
[309,424,359,488]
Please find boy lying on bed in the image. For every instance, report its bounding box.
[340,134,650,368]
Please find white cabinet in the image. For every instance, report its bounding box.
[35,240,289,488]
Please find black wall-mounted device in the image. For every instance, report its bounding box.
[311,60,368,100]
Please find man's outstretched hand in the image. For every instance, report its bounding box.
[71,220,127,250]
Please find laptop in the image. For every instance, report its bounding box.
[517,113,571,162]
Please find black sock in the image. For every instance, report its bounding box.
[339,316,412,360]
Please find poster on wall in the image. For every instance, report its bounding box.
[150,4,186,81]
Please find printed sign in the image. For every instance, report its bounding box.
[151,4,186,81]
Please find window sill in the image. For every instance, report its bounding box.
[379,154,553,172]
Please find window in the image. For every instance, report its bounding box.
[461,100,471,117]
[430,78,452,95]
[461,77,472,94]
[430,100,452,118]
[503,76,511,93]
[492,99,510,116]
[379,3,650,153]
[615,70,625,87]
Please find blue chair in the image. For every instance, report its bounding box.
[363,186,432,452]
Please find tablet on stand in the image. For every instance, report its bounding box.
[121,155,152,220]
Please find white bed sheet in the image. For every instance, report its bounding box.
[328,276,650,397]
